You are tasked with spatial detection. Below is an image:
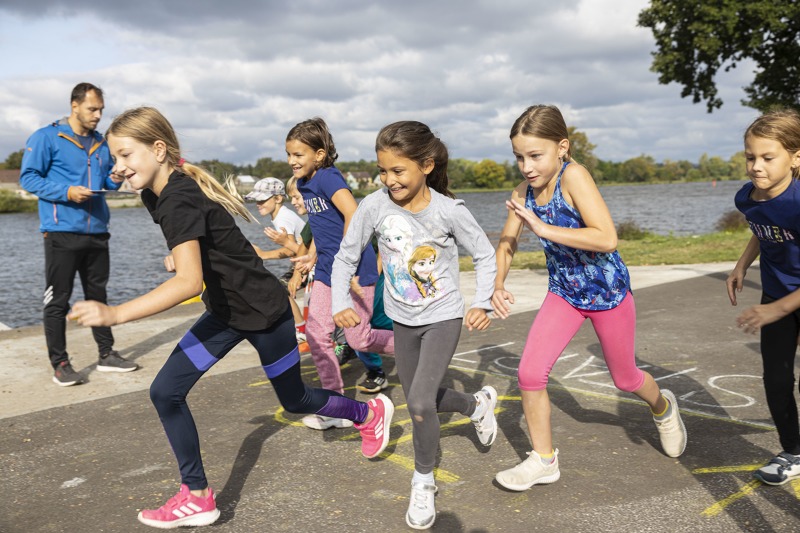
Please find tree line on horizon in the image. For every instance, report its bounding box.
[1,126,747,189]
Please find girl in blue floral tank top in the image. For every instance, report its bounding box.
[526,161,630,310]
[491,105,687,492]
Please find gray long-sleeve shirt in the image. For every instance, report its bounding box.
[331,188,496,326]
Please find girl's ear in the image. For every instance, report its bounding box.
[152,140,168,163]
[315,149,326,163]
[558,139,570,160]
[421,158,435,175]
[791,149,800,171]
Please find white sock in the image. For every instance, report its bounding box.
[412,470,435,485]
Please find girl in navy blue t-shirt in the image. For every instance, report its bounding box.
[285,117,394,431]
[728,109,800,486]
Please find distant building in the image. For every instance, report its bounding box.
[343,171,378,190]
[236,175,258,193]
[0,169,20,190]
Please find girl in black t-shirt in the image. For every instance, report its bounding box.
[69,107,395,530]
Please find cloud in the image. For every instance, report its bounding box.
[0,0,759,167]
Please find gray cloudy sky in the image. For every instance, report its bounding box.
[0,0,760,167]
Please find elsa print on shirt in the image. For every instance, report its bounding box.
[379,214,422,303]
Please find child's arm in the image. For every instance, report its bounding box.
[451,201,497,328]
[69,240,204,326]
[331,195,375,328]
[737,287,800,334]
[509,164,618,253]
[493,183,526,319]
[330,188,359,234]
[727,234,759,306]
[252,243,295,260]
[264,227,301,255]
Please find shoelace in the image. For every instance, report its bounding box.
[411,486,434,509]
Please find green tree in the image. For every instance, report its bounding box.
[567,126,598,175]
[472,159,505,189]
[197,159,237,183]
[4,149,23,169]
[252,157,292,179]
[638,1,800,112]
[620,156,656,183]
[728,151,747,180]
[447,158,476,189]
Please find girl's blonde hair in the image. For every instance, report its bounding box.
[285,176,299,195]
[510,105,573,162]
[286,117,338,168]
[745,109,800,179]
[107,107,254,222]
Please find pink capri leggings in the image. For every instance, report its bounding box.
[518,291,645,393]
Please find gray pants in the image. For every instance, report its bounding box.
[394,318,477,474]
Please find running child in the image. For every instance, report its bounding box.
[331,120,498,530]
[285,117,394,430]
[727,109,800,485]
[245,176,307,344]
[68,107,394,529]
[492,105,687,491]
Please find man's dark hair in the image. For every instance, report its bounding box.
[71,82,103,104]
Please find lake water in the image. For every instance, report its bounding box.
[0,180,747,328]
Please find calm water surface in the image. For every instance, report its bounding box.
[0,180,746,328]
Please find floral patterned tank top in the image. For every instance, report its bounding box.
[525,162,630,310]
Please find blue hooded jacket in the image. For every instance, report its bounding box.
[20,118,120,234]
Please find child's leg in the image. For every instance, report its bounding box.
[356,350,383,372]
[344,284,395,354]
[518,293,585,454]
[586,293,656,405]
[394,319,471,474]
[760,295,800,454]
[304,281,344,394]
[149,312,244,491]
[244,307,369,423]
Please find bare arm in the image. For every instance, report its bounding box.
[69,240,204,326]
[727,234,760,306]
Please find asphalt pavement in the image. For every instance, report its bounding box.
[2,263,798,533]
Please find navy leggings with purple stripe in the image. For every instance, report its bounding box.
[149,306,369,490]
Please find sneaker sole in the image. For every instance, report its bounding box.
[364,395,395,458]
[137,508,220,529]
[495,470,561,491]
[406,512,435,530]
[96,365,138,373]
[356,382,389,393]
[302,417,355,430]
[659,389,687,458]
[52,376,81,386]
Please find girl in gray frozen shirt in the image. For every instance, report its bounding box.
[331,121,498,530]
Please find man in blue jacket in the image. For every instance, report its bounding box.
[20,82,138,386]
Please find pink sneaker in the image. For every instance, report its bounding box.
[137,484,220,529]
[354,393,394,458]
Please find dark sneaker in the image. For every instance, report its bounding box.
[335,343,357,366]
[53,361,82,387]
[97,350,138,373]
[357,369,388,393]
[754,452,800,485]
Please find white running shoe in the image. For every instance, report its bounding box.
[654,389,687,458]
[471,385,498,446]
[495,449,560,491]
[405,481,437,530]
[301,414,354,430]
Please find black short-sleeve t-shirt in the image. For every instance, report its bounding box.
[141,171,288,330]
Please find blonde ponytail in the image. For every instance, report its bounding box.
[107,106,256,222]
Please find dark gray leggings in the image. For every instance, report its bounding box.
[394,318,477,473]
